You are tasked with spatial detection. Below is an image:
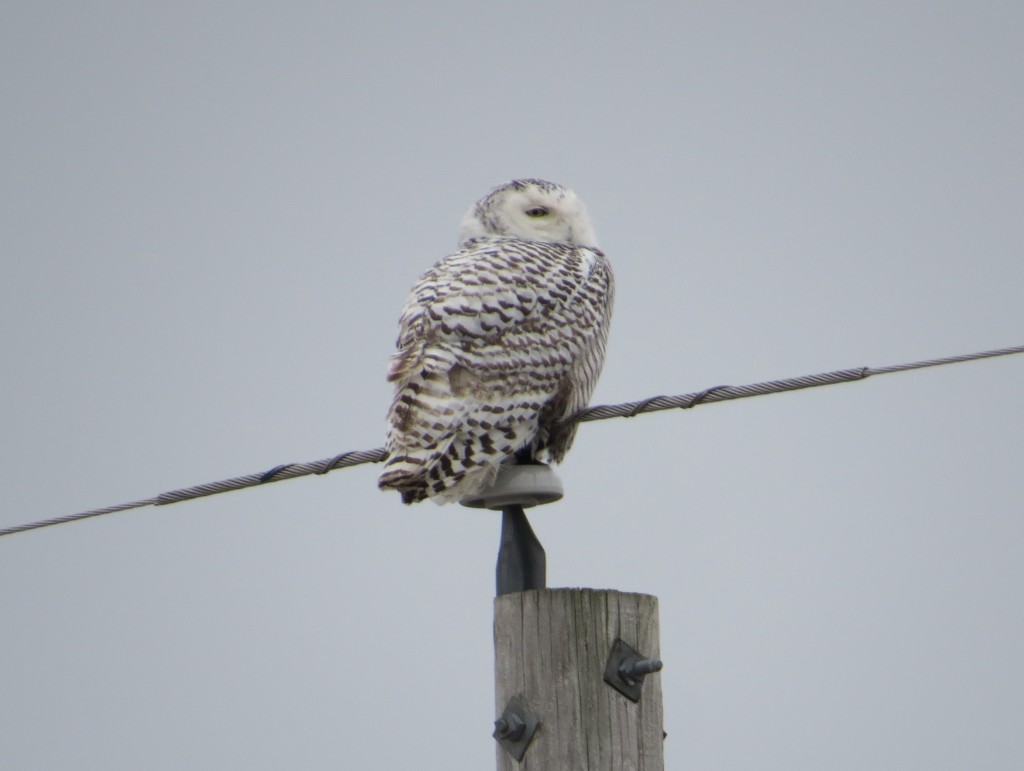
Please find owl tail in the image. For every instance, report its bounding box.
[379,442,503,505]
[378,458,432,504]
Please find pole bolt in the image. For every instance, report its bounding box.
[620,655,663,685]
[493,713,526,741]
[604,638,664,703]
[493,695,540,762]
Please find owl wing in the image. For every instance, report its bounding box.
[378,237,613,504]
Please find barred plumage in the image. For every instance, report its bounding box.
[379,179,614,504]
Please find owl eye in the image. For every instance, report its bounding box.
[524,206,550,217]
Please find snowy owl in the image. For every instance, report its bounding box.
[378,179,614,504]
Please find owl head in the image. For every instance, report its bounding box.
[458,179,598,248]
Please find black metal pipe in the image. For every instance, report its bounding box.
[496,504,546,596]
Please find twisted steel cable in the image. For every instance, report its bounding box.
[2,343,1022,538]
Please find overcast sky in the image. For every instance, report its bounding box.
[2,2,1023,769]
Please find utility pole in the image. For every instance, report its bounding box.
[464,465,665,770]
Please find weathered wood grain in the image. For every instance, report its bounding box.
[494,589,664,770]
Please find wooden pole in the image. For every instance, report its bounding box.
[493,588,664,770]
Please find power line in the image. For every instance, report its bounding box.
[572,344,1024,422]
[2,343,1022,539]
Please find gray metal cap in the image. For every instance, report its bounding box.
[459,463,564,510]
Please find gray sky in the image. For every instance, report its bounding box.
[2,2,1023,768]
